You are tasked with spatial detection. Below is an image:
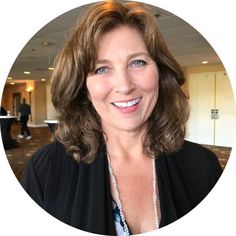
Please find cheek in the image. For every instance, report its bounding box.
[86,79,109,102]
[139,69,159,92]
[148,75,159,91]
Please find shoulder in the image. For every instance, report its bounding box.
[157,141,223,220]
[185,141,221,169]
[31,141,66,166]
[161,140,222,186]
[30,141,77,177]
[20,141,77,208]
[21,141,74,193]
[35,140,66,156]
[169,140,220,166]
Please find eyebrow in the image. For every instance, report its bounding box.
[95,52,150,65]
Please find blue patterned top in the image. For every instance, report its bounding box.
[112,199,132,236]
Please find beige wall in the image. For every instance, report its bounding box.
[46,81,58,120]
[30,81,47,125]
[183,63,226,94]
[184,63,225,74]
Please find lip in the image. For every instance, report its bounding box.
[111,97,142,114]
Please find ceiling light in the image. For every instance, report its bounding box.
[202,60,208,64]
[24,71,31,74]
[48,67,55,71]
[41,42,54,47]
[26,86,33,92]
[42,42,50,46]
[7,77,12,80]
[10,82,15,85]
[41,79,46,81]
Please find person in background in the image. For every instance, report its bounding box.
[17,98,31,140]
[20,1,222,235]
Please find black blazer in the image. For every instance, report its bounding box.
[20,140,222,235]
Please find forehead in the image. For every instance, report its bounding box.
[96,25,148,58]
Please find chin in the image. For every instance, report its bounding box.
[115,122,144,133]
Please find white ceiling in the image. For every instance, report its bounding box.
[6,2,221,83]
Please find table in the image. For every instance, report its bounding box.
[44,119,58,133]
[0,115,18,150]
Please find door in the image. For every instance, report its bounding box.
[214,72,236,147]
[186,71,236,147]
[186,72,215,145]
[13,93,21,116]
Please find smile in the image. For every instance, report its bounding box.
[112,97,142,108]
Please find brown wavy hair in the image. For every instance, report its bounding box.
[50,0,189,163]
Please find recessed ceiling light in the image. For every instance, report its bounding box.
[42,42,50,46]
[24,71,31,74]
[48,67,55,71]
[10,82,15,85]
[7,77,12,80]
[41,79,46,81]
[41,42,54,47]
[202,60,208,64]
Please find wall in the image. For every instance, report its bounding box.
[1,83,27,114]
[30,81,47,126]
[46,80,58,120]
[183,63,226,94]
[184,63,225,74]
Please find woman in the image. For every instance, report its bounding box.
[21,1,222,235]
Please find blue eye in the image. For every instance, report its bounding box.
[95,66,109,74]
[130,60,146,67]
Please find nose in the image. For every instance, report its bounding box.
[113,69,135,94]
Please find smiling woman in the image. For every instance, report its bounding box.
[86,26,159,134]
[20,1,222,235]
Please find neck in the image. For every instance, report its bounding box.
[103,125,147,161]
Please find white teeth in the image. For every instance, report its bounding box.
[113,97,141,108]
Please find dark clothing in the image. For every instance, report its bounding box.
[0,106,7,115]
[0,116,17,150]
[21,140,222,235]
[18,102,31,136]
[18,103,31,116]
[20,115,31,136]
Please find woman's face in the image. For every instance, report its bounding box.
[86,25,159,134]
